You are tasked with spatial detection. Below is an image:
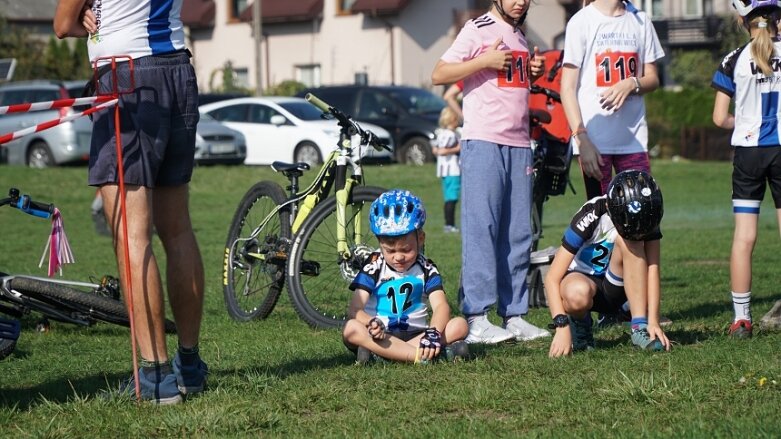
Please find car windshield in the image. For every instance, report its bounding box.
[278,101,325,121]
[385,88,445,116]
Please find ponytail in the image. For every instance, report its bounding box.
[749,17,776,76]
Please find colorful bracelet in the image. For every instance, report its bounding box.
[571,127,587,138]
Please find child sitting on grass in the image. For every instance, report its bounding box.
[544,170,671,357]
[342,189,469,364]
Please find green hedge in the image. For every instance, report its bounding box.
[645,87,717,157]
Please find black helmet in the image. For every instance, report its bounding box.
[606,170,663,241]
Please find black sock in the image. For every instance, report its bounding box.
[178,343,200,366]
[444,201,457,227]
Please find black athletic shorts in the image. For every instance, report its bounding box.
[89,50,199,188]
[732,146,781,209]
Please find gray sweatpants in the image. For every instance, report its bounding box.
[458,139,533,318]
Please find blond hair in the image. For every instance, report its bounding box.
[746,12,779,76]
[439,107,459,129]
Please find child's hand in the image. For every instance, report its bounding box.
[646,324,671,351]
[367,317,386,340]
[529,47,545,82]
[418,328,442,361]
[575,135,604,181]
[482,38,514,72]
[599,78,635,112]
[548,328,573,358]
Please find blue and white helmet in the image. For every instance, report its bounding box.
[370,189,426,236]
[732,0,779,17]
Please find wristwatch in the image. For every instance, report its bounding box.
[548,314,569,329]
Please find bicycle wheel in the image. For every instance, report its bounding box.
[0,338,15,361]
[7,277,177,334]
[223,181,291,321]
[287,186,385,329]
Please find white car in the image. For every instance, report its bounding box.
[199,96,394,166]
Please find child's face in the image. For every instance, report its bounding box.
[496,0,530,19]
[378,231,423,272]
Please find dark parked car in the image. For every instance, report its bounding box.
[297,85,445,165]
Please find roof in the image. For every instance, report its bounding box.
[240,0,324,24]
[350,0,410,16]
[182,0,216,29]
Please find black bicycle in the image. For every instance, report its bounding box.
[0,188,175,360]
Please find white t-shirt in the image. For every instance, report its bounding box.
[88,0,186,63]
[712,41,781,147]
[434,128,461,177]
[563,5,664,154]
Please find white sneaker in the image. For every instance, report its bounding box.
[465,315,515,344]
[503,316,551,341]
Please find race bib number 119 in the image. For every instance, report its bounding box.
[595,51,638,87]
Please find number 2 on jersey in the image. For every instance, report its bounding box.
[498,50,529,88]
[596,51,638,87]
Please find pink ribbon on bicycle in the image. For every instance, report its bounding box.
[38,208,75,276]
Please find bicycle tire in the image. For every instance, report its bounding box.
[287,186,385,329]
[223,180,291,322]
[0,338,16,361]
[8,277,177,334]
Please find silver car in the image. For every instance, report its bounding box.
[0,80,93,167]
[194,113,247,165]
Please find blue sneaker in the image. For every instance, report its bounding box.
[570,315,595,352]
[172,353,208,395]
[630,327,665,351]
[118,367,182,405]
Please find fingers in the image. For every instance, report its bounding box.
[533,46,541,58]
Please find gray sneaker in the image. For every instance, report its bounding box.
[630,326,665,352]
[503,316,551,341]
[443,340,470,362]
[465,315,515,344]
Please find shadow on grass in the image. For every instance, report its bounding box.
[0,371,128,410]
[670,295,779,322]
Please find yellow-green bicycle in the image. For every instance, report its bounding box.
[223,94,389,329]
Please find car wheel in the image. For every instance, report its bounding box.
[27,141,55,168]
[397,136,432,166]
[294,142,322,166]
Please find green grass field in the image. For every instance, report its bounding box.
[1,161,780,437]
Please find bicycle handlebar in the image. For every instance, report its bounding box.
[0,188,54,219]
[304,93,391,152]
[530,85,561,103]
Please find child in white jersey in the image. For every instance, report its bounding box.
[544,170,671,357]
[712,0,781,338]
[560,0,665,200]
[342,190,469,364]
[432,107,462,233]
[431,0,550,345]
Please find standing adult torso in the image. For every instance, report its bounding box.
[87,0,185,63]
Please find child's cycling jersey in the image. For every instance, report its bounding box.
[563,4,664,154]
[561,195,662,275]
[712,41,781,147]
[350,253,443,331]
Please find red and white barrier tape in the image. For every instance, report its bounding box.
[0,98,117,145]
[0,95,115,115]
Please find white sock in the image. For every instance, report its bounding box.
[731,291,751,322]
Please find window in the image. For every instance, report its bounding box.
[357,91,395,119]
[643,0,664,18]
[248,104,283,124]
[683,0,702,17]
[209,105,249,123]
[296,65,321,88]
[337,0,358,15]
[229,0,248,21]
[233,67,250,89]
